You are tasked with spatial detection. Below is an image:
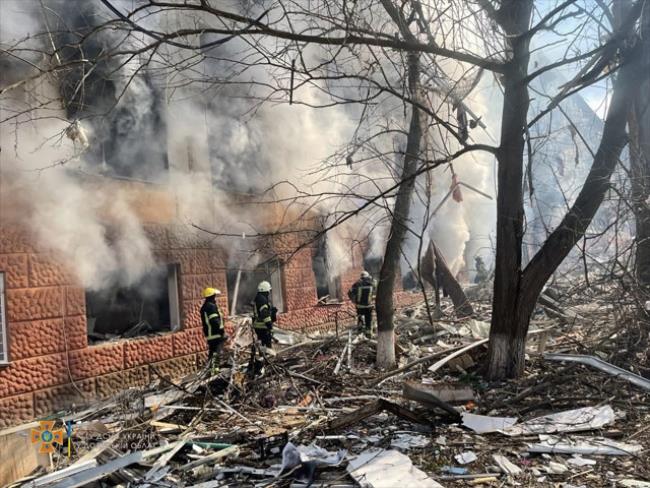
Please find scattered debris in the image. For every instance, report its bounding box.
[3,291,648,487]
[347,449,444,488]
[492,454,522,475]
[461,412,517,434]
[528,435,644,456]
[427,338,489,373]
[545,353,650,391]
[390,433,430,451]
[502,405,616,436]
[455,451,478,464]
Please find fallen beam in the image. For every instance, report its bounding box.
[544,353,650,391]
[50,452,144,488]
[179,445,240,472]
[327,399,430,431]
[427,338,489,373]
[421,241,474,318]
[368,345,466,387]
[402,382,462,421]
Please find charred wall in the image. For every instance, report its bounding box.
[49,0,168,179]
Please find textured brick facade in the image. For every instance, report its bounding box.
[0,203,420,427]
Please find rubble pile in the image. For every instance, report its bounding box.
[5,287,649,488]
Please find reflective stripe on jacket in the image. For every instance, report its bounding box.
[349,278,374,309]
[253,292,273,329]
[201,300,223,340]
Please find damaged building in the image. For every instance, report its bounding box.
[0,183,420,428]
[0,0,422,428]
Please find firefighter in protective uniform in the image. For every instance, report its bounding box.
[252,280,278,348]
[200,287,225,374]
[348,271,375,337]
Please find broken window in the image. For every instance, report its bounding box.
[85,264,181,343]
[312,236,342,303]
[0,273,7,363]
[227,258,284,315]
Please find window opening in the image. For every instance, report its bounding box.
[85,264,180,343]
[227,258,284,315]
[312,235,342,303]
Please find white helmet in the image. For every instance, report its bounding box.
[258,280,272,292]
[361,270,371,279]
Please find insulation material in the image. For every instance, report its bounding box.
[527,435,643,456]
[501,405,615,436]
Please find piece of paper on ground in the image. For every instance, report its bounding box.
[347,449,444,488]
[462,412,517,434]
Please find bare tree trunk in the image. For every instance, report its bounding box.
[486,0,534,380]
[421,241,474,318]
[630,5,650,288]
[376,53,422,369]
[488,1,647,379]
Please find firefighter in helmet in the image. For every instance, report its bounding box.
[201,287,225,374]
[348,270,375,337]
[252,280,278,348]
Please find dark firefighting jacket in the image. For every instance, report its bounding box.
[348,277,375,309]
[201,299,223,340]
[253,292,275,329]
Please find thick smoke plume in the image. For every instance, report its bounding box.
[1,0,503,291]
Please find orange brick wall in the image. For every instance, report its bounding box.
[0,221,421,427]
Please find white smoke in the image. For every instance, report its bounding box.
[0,82,156,290]
[1,0,503,292]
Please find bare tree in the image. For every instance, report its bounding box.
[485,0,647,379]
[625,3,650,289]
[3,0,648,377]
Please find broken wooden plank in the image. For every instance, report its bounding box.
[427,338,489,374]
[327,400,383,431]
[369,345,467,387]
[150,420,188,434]
[50,452,144,488]
[179,445,240,472]
[402,381,462,421]
[145,439,187,480]
[327,399,431,431]
[414,385,475,404]
[26,460,98,487]
[380,399,430,425]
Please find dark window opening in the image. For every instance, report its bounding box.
[226,259,284,315]
[312,236,342,303]
[85,264,180,343]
